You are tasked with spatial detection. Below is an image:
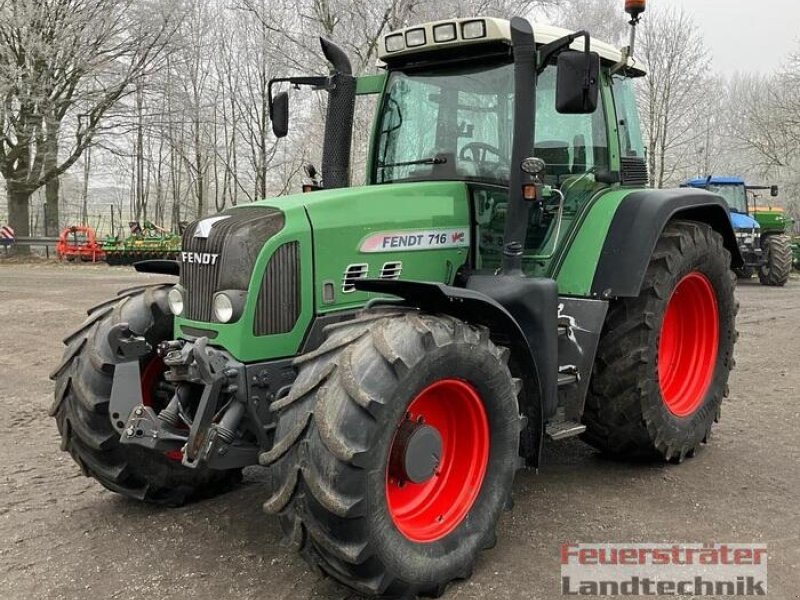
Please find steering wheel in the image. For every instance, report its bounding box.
[459,142,504,164]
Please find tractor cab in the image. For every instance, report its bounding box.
[370,20,647,270]
[271,17,648,278]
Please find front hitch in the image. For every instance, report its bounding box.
[107,325,258,469]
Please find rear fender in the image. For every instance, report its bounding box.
[591,189,743,299]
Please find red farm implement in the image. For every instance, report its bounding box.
[56,225,106,262]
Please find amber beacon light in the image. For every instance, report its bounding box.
[625,0,646,20]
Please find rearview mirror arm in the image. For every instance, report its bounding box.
[267,76,332,116]
[537,30,590,75]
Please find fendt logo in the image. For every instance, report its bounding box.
[181,251,219,265]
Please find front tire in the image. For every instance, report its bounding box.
[582,221,737,461]
[262,310,521,597]
[51,284,241,505]
[758,234,792,286]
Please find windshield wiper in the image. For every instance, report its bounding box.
[378,156,447,169]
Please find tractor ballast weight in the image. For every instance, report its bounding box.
[54,8,742,598]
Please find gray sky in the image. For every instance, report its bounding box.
[666,0,799,75]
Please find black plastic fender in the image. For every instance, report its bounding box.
[355,277,559,466]
[133,259,180,276]
[591,188,743,298]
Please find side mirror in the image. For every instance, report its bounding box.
[556,50,600,114]
[771,185,779,197]
[271,91,289,138]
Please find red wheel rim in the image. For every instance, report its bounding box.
[658,272,719,417]
[140,356,184,461]
[386,379,489,543]
[140,356,166,409]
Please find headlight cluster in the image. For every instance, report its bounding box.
[735,233,755,247]
[168,285,247,324]
[384,19,487,54]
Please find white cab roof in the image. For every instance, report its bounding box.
[378,17,645,75]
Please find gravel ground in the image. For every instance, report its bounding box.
[1,262,798,599]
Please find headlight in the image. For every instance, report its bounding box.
[213,290,247,323]
[167,286,184,316]
[213,293,234,323]
[738,235,754,246]
[385,33,404,53]
[736,232,754,247]
[433,23,457,43]
[461,20,486,40]
[405,28,426,48]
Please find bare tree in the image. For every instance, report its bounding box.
[0,0,182,247]
[560,0,628,46]
[725,48,800,221]
[637,5,710,188]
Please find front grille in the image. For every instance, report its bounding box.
[254,242,301,335]
[180,207,284,322]
[621,156,649,186]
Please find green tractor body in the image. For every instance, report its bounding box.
[52,11,743,598]
[752,206,793,233]
[172,180,640,363]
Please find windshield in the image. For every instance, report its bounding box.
[373,60,608,186]
[707,184,748,213]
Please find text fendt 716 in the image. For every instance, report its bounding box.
[51,3,741,597]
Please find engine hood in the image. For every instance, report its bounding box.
[258,181,472,312]
[730,211,760,231]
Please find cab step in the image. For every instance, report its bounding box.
[557,371,578,388]
[545,419,587,440]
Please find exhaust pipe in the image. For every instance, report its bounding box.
[320,38,356,190]
[502,18,537,274]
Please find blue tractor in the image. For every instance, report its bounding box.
[683,176,792,286]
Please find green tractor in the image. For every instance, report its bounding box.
[750,203,797,273]
[51,4,741,597]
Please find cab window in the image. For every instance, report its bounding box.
[611,76,645,159]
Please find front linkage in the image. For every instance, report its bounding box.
[108,324,276,471]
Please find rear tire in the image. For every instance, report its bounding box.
[51,284,241,505]
[758,234,792,286]
[582,221,737,461]
[263,310,521,597]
